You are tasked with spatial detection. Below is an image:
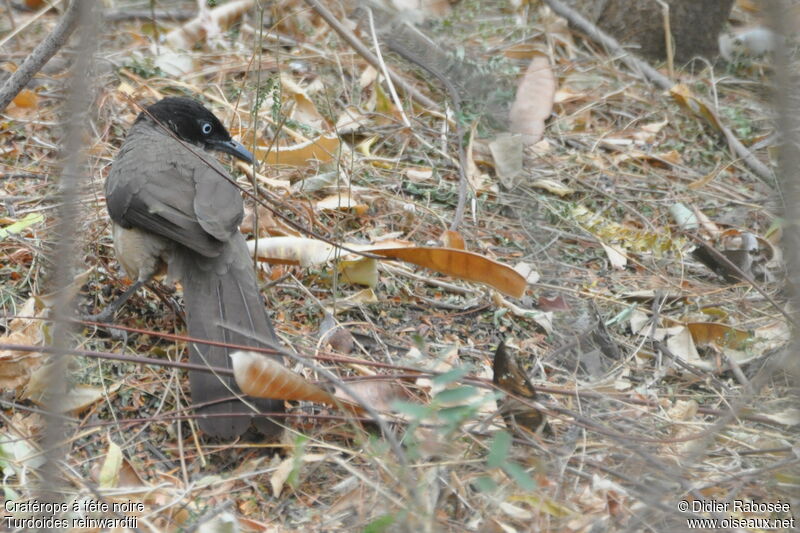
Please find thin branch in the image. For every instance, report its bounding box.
[0,0,79,112]
[36,0,95,510]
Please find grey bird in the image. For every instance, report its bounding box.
[101,96,284,439]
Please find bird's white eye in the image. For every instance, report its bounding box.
[201,122,213,135]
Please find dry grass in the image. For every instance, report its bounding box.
[0,0,797,531]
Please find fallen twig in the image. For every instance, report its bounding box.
[302,0,437,110]
[0,0,80,112]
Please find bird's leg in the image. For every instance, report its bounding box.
[84,279,148,323]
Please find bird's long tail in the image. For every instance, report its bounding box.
[177,234,284,438]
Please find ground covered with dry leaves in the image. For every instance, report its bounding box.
[0,0,798,531]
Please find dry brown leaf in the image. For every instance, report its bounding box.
[503,42,540,59]
[230,351,363,413]
[235,161,292,192]
[465,124,488,191]
[441,230,466,250]
[319,314,356,354]
[25,375,118,414]
[669,84,724,133]
[316,192,368,214]
[334,381,412,412]
[0,297,44,391]
[250,238,524,296]
[282,73,327,130]
[531,178,574,197]
[338,257,378,287]
[759,407,800,426]
[538,294,571,312]
[255,133,342,166]
[341,288,379,305]
[404,167,433,181]
[240,203,279,237]
[666,326,702,365]
[600,242,628,269]
[390,0,451,17]
[271,453,327,498]
[12,89,38,109]
[370,246,527,298]
[247,236,336,266]
[492,292,553,333]
[613,149,681,167]
[488,133,523,188]
[335,105,371,134]
[509,55,556,145]
[686,322,751,350]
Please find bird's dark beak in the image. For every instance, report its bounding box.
[210,139,255,164]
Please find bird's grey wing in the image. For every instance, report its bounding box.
[192,159,245,242]
[106,135,237,258]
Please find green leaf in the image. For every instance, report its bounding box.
[474,476,498,492]
[437,405,475,425]
[364,513,396,532]
[434,385,478,404]
[391,401,430,420]
[502,461,537,491]
[0,213,43,240]
[487,431,511,468]
[432,366,470,386]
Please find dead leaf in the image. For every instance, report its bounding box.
[271,453,327,498]
[335,105,371,134]
[666,326,702,366]
[12,89,38,109]
[316,192,368,214]
[531,178,574,197]
[253,133,342,167]
[441,230,466,250]
[492,293,553,334]
[466,124,487,191]
[339,257,378,287]
[235,161,292,192]
[370,246,527,298]
[250,238,525,296]
[282,73,327,130]
[686,322,751,350]
[601,242,627,269]
[334,380,412,412]
[669,84,724,133]
[230,351,363,413]
[503,42,540,59]
[509,55,556,145]
[248,237,336,266]
[405,167,433,181]
[99,437,123,489]
[165,0,255,49]
[240,204,278,237]
[0,297,44,391]
[25,375,118,414]
[513,262,540,284]
[538,294,571,311]
[489,133,523,188]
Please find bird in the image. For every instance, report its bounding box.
[101,96,284,439]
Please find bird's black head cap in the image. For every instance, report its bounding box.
[138,97,254,163]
